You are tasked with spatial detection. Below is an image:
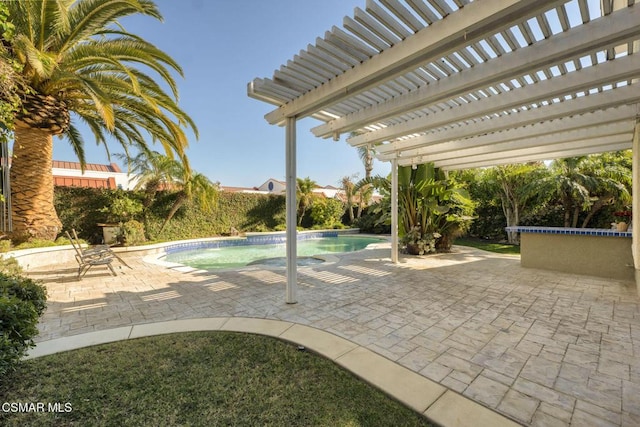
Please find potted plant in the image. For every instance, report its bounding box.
[98,193,144,244]
[401,226,439,255]
[613,210,632,232]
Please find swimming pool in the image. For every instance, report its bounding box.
[163,235,383,270]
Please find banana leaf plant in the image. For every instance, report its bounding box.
[354,163,474,253]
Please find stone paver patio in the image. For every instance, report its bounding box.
[27,243,640,426]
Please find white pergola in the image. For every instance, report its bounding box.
[248,0,640,302]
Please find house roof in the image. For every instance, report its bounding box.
[248,0,640,170]
[54,176,117,189]
[220,185,260,192]
[52,160,122,173]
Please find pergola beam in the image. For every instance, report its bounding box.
[312,5,640,139]
[440,142,632,171]
[257,0,565,125]
[393,122,635,165]
[350,53,640,146]
[416,134,632,169]
[375,84,640,156]
[376,112,638,162]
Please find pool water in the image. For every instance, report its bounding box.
[164,236,383,270]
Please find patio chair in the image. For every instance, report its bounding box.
[68,229,132,269]
[66,231,117,279]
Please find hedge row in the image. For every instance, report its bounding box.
[54,187,286,243]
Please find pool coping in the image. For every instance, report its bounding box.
[25,318,520,427]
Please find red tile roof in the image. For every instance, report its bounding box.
[52,160,122,173]
[54,176,117,189]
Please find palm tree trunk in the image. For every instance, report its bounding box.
[10,125,61,241]
[160,192,187,232]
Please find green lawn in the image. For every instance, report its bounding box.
[0,332,434,427]
[454,237,521,255]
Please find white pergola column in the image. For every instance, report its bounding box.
[391,157,399,263]
[285,116,297,304]
[632,114,640,297]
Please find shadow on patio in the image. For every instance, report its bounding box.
[28,245,640,426]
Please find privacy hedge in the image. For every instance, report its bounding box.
[0,273,47,376]
[54,187,286,243]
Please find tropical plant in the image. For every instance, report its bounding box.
[116,150,179,207]
[354,164,474,252]
[296,177,316,226]
[2,0,197,242]
[354,174,391,233]
[578,151,631,228]
[481,163,550,244]
[543,154,631,228]
[158,159,219,232]
[356,145,376,217]
[400,226,439,255]
[340,175,356,224]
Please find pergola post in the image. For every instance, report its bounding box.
[285,116,297,304]
[391,157,399,263]
[632,114,640,297]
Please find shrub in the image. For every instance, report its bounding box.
[99,191,144,223]
[120,220,146,246]
[310,198,344,228]
[0,273,47,375]
[0,256,22,276]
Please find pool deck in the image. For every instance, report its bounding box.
[24,243,640,426]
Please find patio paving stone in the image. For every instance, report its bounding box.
[23,244,640,426]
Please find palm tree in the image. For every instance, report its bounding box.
[3,0,197,241]
[578,152,631,228]
[296,177,316,226]
[543,155,630,228]
[116,150,178,208]
[482,163,550,244]
[158,157,218,232]
[340,175,356,224]
[357,145,375,180]
[356,144,375,217]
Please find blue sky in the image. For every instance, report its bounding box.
[53,0,391,188]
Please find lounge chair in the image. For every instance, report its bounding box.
[68,229,132,269]
[66,231,117,278]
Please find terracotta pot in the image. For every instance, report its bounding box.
[616,222,628,232]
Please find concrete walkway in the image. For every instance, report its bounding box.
[26,244,640,426]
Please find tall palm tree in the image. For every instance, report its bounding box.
[3,0,197,241]
[296,177,316,226]
[356,144,375,217]
[340,175,356,224]
[357,145,375,180]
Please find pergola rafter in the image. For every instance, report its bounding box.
[312,5,640,140]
